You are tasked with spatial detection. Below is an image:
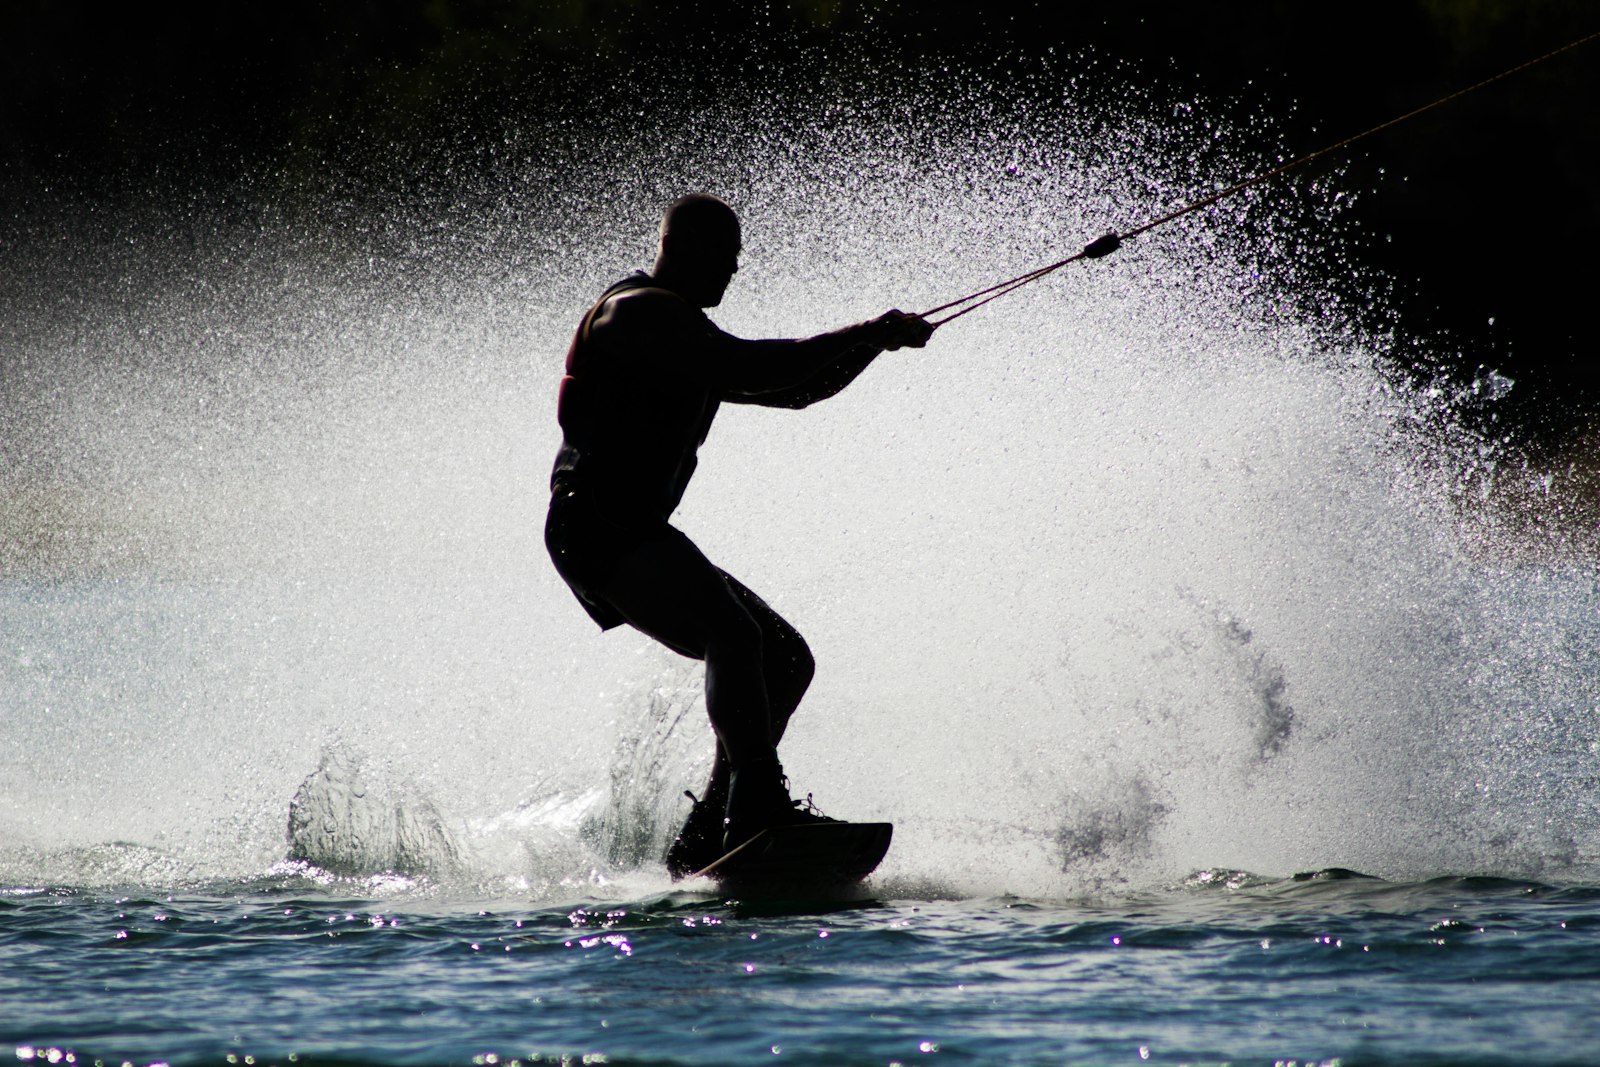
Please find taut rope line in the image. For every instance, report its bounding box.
[921,29,1600,327]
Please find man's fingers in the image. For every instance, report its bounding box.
[878,309,933,350]
[895,317,932,349]
[904,314,933,348]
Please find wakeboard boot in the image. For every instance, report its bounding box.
[722,757,839,854]
[664,784,729,879]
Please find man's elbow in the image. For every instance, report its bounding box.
[727,386,814,409]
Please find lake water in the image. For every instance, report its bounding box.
[6,866,1600,1065]
[4,55,1598,1066]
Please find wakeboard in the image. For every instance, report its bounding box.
[690,821,893,892]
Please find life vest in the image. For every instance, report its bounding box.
[549,273,721,521]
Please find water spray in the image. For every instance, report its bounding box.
[921,29,1600,328]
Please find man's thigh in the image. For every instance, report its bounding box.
[598,528,752,660]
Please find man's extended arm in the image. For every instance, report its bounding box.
[591,287,929,402]
[721,310,931,408]
[721,335,882,410]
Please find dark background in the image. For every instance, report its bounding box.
[5,0,1596,446]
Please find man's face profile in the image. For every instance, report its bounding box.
[690,233,740,307]
[657,194,741,307]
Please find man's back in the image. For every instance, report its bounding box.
[553,274,723,523]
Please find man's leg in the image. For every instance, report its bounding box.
[724,574,816,747]
[598,532,776,773]
[600,535,770,873]
[670,575,815,866]
[693,577,822,851]
[706,575,813,795]
[596,532,822,864]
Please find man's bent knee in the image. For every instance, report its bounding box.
[705,602,765,662]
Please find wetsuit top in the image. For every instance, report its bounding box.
[551,273,714,523]
[550,272,887,526]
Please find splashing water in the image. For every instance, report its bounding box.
[2,60,1596,900]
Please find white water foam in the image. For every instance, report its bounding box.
[2,62,1596,899]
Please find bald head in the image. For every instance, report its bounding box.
[660,193,740,247]
[654,194,741,308]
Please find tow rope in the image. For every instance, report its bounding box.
[920,29,1600,327]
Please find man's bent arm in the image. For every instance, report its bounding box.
[720,310,928,405]
[593,288,919,398]
[721,338,881,409]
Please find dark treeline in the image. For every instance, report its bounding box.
[5,0,1596,436]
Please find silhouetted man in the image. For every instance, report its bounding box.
[546,193,932,877]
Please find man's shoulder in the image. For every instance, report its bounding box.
[603,282,681,312]
[592,277,707,344]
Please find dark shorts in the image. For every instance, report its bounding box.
[545,486,681,631]
[545,485,813,691]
